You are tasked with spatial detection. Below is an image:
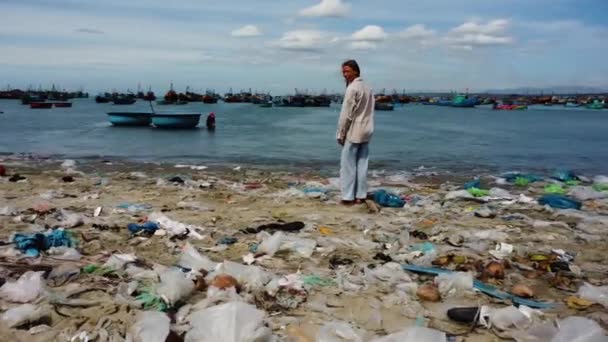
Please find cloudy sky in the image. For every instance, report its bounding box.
[1,0,607,94]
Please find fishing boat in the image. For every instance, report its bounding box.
[494,104,527,110]
[565,102,580,108]
[152,113,201,129]
[112,97,136,105]
[95,95,111,103]
[375,102,394,111]
[30,102,53,109]
[259,101,272,108]
[450,94,477,108]
[587,100,605,110]
[107,112,152,126]
[52,102,72,108]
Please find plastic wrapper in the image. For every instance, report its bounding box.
[578,282,608,308]
[148,212,204,239]
[103,253,137,270]
[258,231,284,257]
[435,272,473,297]
[47,246,82,261]
[207,261,271,291]
[185,302,272,342]
[281,236,317,258]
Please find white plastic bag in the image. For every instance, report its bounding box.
[280,236,316,258]
[372,327,446,342]
[0,271,45,303]
[130,311,170,342]
[103,253,137,270]
[185,302,272,342]
[317,321,364,342]
[1,304,50,328]
[569,186,608,201]
[258,231,284,257]
[47,246,82,261]
[155,268,194,305]
[578,283,608,308]
[58,210,84,228]
[208,261,271,291]
[178,243,218,272]
[551,316,607,342]
[435,272,473,297]
[488,306,532,330]
[148,212,203,239]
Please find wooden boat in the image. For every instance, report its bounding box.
[375,102,394,111]
[52,102,72,108]
[30,102,53,109]
[107,112,152,126]
[152,113,201,129]
[95,95,110,103]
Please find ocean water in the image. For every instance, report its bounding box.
[1,99,607,174]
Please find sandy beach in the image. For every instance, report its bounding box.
[0,157,607,341]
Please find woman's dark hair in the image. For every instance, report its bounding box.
[342,59,360,76]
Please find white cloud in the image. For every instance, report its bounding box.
[349,41,376,50]
[351,25,387,42]
[299,0,350,17]
[398,24,435,40]
[444,19,513,49]
[231,25,262,37]
[75,28,104,34]
[451,19,509,35]
[277,30,326,51]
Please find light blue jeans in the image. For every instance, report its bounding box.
[340,141,369,201]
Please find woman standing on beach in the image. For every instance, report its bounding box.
[336,60,375,205]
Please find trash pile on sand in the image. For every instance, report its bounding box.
[0,159,607,341]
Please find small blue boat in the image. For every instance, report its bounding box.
[107,112,152,126]
[152,113,201,129]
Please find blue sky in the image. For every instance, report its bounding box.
[1,0,607,94]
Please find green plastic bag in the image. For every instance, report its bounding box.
[467,187,490,198]
[514,177,530,187]
[593,183,608,192]
[545,184,566,195]
[303,275,336,287]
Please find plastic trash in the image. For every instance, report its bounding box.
[13,229,74,257]
[103,253,137,270]
[117,202,152,212]
[57,209,85,228]
[185,302,272,342]
[545,184,567,195]
[445,190,475,200]
[489,188,513,199]
[1,304,51,328]
[373,189,405,208]
[410,242,436,255]
[127,221,160,235]
[147,212,204,239]
[551,316,607,342]
[317,321,364,342]
[155,268,194,305]
[281,236,317,258]
[569,186,608,201]
[577,283,608,308]
[463,179,481,190]
[488,306,532,330]
[467,187,490,197]
[130,311,170,342]
[178,243,218,272]
[489,242,514,259]
[372,327,446,342]
[47,246,82,261]
[502,173,542,183]
[538,195,582,210]
[0,271,45,303]
[0,206,17,216]
[208,261,271,291]
[258,231,284,257]
[552,169,578,182]
[435,272,473,297]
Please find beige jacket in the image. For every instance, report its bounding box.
[336,77,375,143]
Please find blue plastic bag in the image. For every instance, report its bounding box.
[13,230,74,257]
[538,195,582,210]
[552,169,578,182]
[373,190,405,208]
[127,221,159,235]
[463,179,481,190]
